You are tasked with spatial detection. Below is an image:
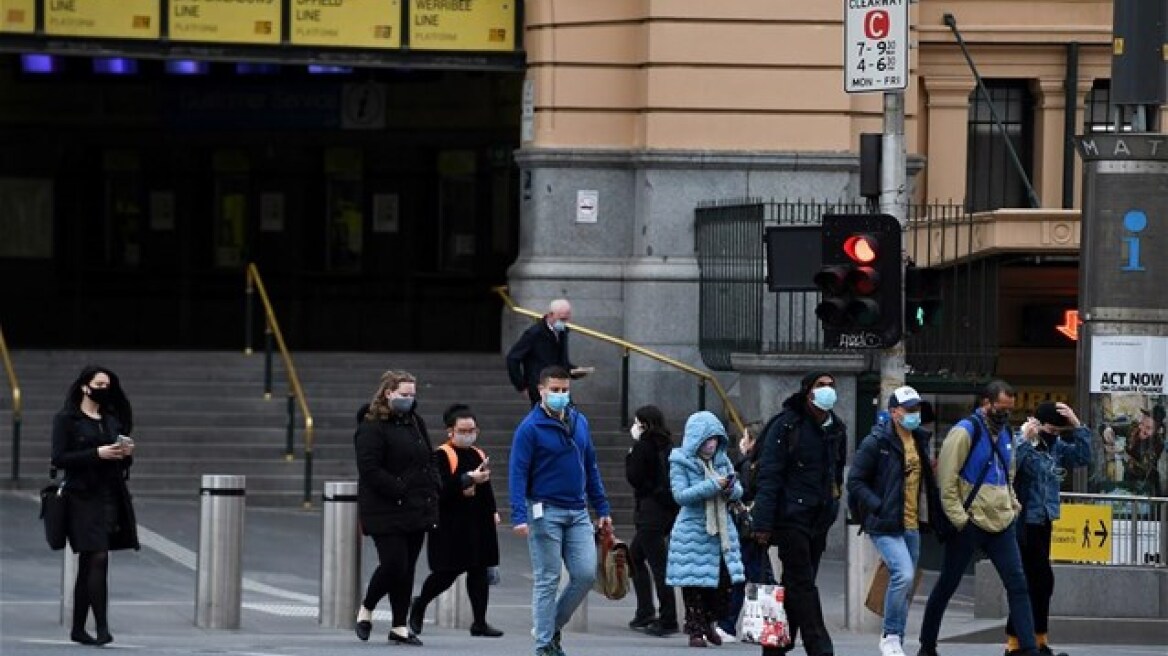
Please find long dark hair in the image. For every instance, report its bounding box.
[64,365,133,433]
[634,404,672,448]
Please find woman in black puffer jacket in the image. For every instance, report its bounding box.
[353,369,441,646]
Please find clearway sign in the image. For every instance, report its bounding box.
[845,0,909,93]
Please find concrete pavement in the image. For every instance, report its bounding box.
[1,490,1162,656]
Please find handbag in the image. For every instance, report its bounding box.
[593,526,631,600]
[728,499,753,534]
[738,582,790,648]
[39,481,68,551]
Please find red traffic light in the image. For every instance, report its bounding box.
[843,234,878,264]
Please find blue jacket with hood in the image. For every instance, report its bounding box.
[665,411,746,588]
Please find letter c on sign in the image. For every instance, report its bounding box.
[865,10,890,39]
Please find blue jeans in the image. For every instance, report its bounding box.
[870,530,921,639]
[920,522,1035,651]
[527,503,596,652]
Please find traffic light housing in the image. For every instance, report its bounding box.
[814,214,902,349]
[905,263,943,333]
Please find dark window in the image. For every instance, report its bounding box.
[965,80,1034,212]
[1084,79,1133,133]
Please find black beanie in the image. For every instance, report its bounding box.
[800,371,834,395]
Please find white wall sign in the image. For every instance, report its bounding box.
[521,78,535,143]
[576,190,599,224]
[1090,335,1168,394]
[844,0,908,93]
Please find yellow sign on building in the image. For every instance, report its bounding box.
[1051,503,1112,563]
[45,0,159,39]
[409,0,514,52]
[1,0,35,33]
[170,0,281,45]
[291,0,402,49]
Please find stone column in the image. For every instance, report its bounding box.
[1035,77,1068,206]
[922,77,977,204]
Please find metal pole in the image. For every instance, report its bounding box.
[244,275,254,355]
[263,329,274,400]
[320,481,361,628]
[620,349,630,429]
[698,380,707,411]
[11,415,19,482]
[195,474,246,629]
[303,448,314,509]
[285,393,295,462]
[60,549,78,626]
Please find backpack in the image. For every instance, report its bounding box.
[436,442,487,474]
[743,413,802,503]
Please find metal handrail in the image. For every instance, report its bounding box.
[0,324,22,482]
[244,263,316,508]
[493,286,745,436]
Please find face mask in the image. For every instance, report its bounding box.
[899,412,922,431]
[552,319,566,333]
[390,396,415,414]
[86,386,114,406]
[451,433,477,448]
[810,386,837,411]
[545,391,570,413]
[630,424,644,440]
[989,409,1010,426]
[699,438,719,459]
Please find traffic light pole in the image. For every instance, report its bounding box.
[846,89,908,633]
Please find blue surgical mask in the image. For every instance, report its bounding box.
[545,391,570,412]
[810,386,837,411]
[899,412,922,431]
[552,319,566,333]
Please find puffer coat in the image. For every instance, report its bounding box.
[665,411,745,588]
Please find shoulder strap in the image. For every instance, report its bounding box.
[436,442,487,475]
[961,417,998,511]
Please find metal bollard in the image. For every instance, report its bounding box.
[435,573,471,629]
[195,474,246,629]
[319,481,361,629]
[59,549,78,626]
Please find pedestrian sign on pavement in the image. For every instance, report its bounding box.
[1051,503,1112,563]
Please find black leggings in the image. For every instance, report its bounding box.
[1007,521,1055,637]
[74,551,110,633]
[415,567,491,625]
[363,532,426,627]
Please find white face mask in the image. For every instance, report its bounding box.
[630,423,644,441]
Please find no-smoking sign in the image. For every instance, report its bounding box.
[844,0,908,93]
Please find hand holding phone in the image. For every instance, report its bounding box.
[723,473,737,489]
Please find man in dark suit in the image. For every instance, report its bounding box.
[506,299,583,404]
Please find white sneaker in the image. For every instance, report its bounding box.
[715,626,737,643]
[880,634,906,656]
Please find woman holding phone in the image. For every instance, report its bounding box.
[51,365,139,646]
[406,404,503,638]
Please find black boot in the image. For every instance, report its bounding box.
[70,629,97,645]
[407,597,425,636]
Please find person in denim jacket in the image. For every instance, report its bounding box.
[1005,401,1091,656]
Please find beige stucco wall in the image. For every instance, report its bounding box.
[524,0,1117,207]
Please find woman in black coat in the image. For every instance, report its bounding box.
[50,365,139,646]
[408,404,503,638]
[624,405,680,636]
[354,369,441,646]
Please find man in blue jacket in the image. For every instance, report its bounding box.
[509,365,611,656]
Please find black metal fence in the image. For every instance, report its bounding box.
[695,199,999,378]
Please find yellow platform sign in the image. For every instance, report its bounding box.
[1051,503,1112,563]
[409,0,514,51]
[171,0,281,45]
[46,0,159,39]
[292,0,402,49]
[1,0,35,33]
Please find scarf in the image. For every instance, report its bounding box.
[700,457,732,552]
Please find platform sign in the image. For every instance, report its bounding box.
[170,0,281,45]
[844,0,908,93]
[45,0,159,39]
[409,0,514,51]
[1051,503,1112,563]
[291,0,401,49]
[1,0,35,33]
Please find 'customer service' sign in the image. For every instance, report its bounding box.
[1090,335,1168,394]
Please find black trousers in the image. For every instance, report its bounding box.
[415,567,491,625]
[1007,521,1054,637]
[762,526,831,656]
[630,526,676,624]
[363,532,426,627]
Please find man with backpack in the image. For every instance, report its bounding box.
[750,372,847,656]
[917,380,1038,656]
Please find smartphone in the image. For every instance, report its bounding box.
[117,435,134,448]
[725,473,737,488]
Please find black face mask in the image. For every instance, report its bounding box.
[87,386,114,407]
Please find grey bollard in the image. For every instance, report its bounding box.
[320,481,361,629]
[59,549,78,626]
[435,573,472,629]
[195,474,246,629]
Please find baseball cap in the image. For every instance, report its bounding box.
[888,386,922,410]
[1035,401,1070,427]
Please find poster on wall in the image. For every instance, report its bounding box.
[1088,335,1168,496]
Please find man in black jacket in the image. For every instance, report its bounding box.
[506,299,579,405]
[750,372,847,656]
